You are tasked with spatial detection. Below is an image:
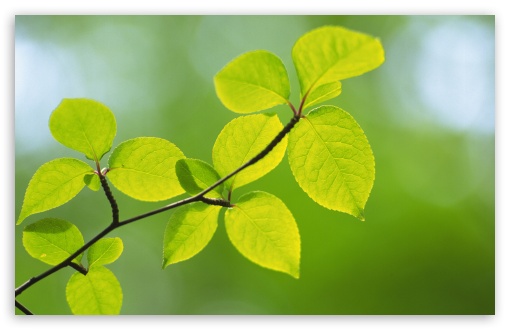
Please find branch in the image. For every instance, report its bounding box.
[15,300,33,315]
[15,223,115,297]
[99,171,119,224]
[68,262,88,276]
[14,114,301,302]
[118,114,301,227]
[198,196,233,207]
[196,114,301,198]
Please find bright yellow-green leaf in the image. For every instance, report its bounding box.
[175,158,223,198]
[107,137,185,201]
[214,50,290,113]
[225,191,300,279]
[49,98,116,162]
[66,266,122,315]
[212,113,287,191]
[87,237,123,267]
[288,105,375,220]
[17,158,94,225]
[84,173,100,191]
[302,81,342,109]
[292,26,384,107]
[22,218,84,266]
[163,203,220,267]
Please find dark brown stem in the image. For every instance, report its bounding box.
[68,262,88,276]
[99,173,119,224]
[198,196,233,207]
[15,300,33,315]
[14,113,301,304]
[15,223,116,297]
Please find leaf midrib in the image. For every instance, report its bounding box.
[24,168,90,215]
[302,40,371,97]
[219,76,288,103]
[76,115,99,162]
[302,117,361,212]
[165,206,217,262]
[89,239,117,267]
[229,116,274,190]
[234,204,290,257]
[31,232,76,261]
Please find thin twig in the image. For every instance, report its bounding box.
[99,172,119,224]
[198,196,233,207]
[14,114,301,300]
[15,223,115,297]
[15,300,33,315]
[68,262,88,276]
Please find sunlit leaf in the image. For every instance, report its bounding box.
[292,26,384,107]
[214,50,290,113]
[84,173,100,191]
[87,237,123,267]
[175,158,223,198]
[22,218,84,266]
[49,98,116,162]
[107,137,185,201]
[163,203,220,267]
[288,105,375,220]
[66,266,122,315]
[17,158,94,225]
[212,113,287,191]
[225,191,300,279]
[302,81,342,109]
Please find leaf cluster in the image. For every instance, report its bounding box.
[16,26,384,315]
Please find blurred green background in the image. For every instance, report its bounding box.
[14,15,494,315]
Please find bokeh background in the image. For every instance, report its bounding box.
[14,15,495,315]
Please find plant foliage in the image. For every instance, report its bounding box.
[16,25,384,315]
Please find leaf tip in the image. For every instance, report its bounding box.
[357,209,366,222]
[162,258,174,270]
[16,216,25,225]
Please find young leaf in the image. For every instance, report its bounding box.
[175,158,224,198]
[163,203,220,268]
[292,26,384,108]
[87,237,124,267]
[212,113,287,191]
[17,158,94,225]
[288,105,375,220]
[214,50,290,113]
[66,266,122,315]
[84,173,101,191]
[49,98,116,162]
[302,81,342,110]
[107,137,185,201]
[22,218,85,266]
[225,191,300,279]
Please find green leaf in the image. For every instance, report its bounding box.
[175,158,223,198]
[212,113,287,191]
[163,203,220,267]
[288,105,375,220]
[84,173,100,191]
[87,237,123,267]
[107,137,185,201]
[214,50,290,113]
[49,98,117,162]
[66,266,122,315]
[22,218,84,266]
[225,191,300,278]
[17,158,94,225]
[302,81,342,109]
[292,26,384,107]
